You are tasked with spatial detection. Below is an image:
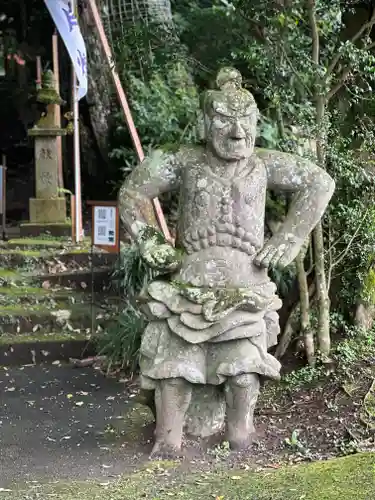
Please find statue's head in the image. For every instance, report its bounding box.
[200,67,258,161]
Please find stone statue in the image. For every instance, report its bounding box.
[118,67,335,457]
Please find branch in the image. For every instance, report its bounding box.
[330,209,369,270]
[326,67,351,101]
[327,7,375,75]
[307,0,319,65]
[280,44,313,97]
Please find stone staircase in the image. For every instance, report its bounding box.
[0,236,121,365]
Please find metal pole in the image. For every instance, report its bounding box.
[72,0,83,243]
[86,0,171,243]
[1,154,6,241]
[72,73,82,243]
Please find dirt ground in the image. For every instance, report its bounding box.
[1,360,374,492]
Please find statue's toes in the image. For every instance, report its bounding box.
[228,432,257,452]
[149,442,184,461]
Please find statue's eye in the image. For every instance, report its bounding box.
[212,117,228,129]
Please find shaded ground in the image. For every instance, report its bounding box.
[1,363,375,491]
[1,453,374,499]
[0,365,152,487]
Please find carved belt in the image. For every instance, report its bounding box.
[181,222,258,256]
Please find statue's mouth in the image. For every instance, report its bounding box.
[227,139,246,150]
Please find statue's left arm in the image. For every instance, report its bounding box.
[254,148,335,268]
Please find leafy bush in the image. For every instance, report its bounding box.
[112,243,157,297]
[96,303,146,375]
[97,242,156,374]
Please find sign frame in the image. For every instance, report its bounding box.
[87,200,119,254]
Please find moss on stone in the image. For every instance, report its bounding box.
[3,453,374,499]
[0,331,89,345]
[0,286,50,296]
[7,238,65,247]
[0,269,23,279]
[0,249,46,257]
[0,304,92,318]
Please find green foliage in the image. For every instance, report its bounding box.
[96,303,146,374]
[112,243,157,297]
[108,22,199,180]
[99,242,157,373]
[283,324,375,389]
[361,268,375,306]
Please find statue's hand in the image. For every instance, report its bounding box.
[141,240,182,272]
[254,233,304,269]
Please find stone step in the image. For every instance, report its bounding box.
[0,303,113,334]
[0,267,114,292]
[32,268,114,292]
[0,331,96,366]
[2,237,78,250]
[0,285,122,306]
[0,249,118,269]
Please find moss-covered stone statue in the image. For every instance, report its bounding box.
[118,67,335,457]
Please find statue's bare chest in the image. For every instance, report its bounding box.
[177,156,267,254]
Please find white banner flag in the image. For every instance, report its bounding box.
[44,0,88,100]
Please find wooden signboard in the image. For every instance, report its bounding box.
[87,201,119,253]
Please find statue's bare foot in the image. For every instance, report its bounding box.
[228,432,256,452]
[149,441,184,460]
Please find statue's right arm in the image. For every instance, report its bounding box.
[118,149,182,240]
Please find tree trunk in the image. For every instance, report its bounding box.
[146,0,173,23]
[314,97,331,361]
[296,244,314,365]
[80,5,112,165]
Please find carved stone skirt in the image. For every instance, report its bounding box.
[138,281,282,390]
[140,322,281,390]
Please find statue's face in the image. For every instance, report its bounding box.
[207,107,257,161]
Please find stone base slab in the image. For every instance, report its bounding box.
[20,222,72,238]
[29,197,67,224]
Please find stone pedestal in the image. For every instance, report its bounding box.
[28,128,67,225]
[185,385,226,438]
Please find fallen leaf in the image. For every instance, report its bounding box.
[75,401,84,407]
[5,387,15,392]
[231,476,242,480]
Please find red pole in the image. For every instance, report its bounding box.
[52,31,64,190]
[86,0,171,242]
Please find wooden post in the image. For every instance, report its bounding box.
[52,31,64,190]
[36,56,42,89]
[86,0,171,243]
[71,194,76,241]
[1,154,6,240]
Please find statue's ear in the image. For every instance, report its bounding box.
[197,110,206,142]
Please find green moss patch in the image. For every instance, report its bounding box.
[7,238,66,248]
[4,453,374,499]
[0,249,47,257]
[0,331,89,344]
[0,269,24,280]
[0,286,52,297]
[0,304,92,317]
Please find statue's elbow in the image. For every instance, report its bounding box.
[321,172,335,201]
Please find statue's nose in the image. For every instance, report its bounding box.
[230,121,246,139]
